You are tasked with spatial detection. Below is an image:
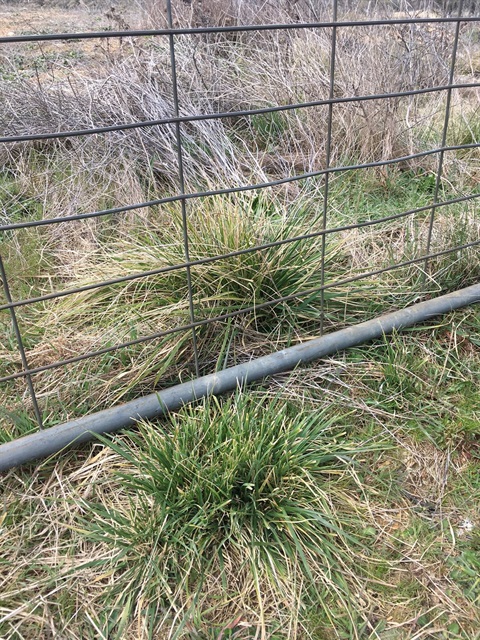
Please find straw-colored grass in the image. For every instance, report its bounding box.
[1,2,480,638]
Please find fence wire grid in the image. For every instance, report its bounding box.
[1,0,479,435]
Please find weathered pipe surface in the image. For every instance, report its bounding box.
[1,283,479,472]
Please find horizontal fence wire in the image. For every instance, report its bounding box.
[1,4,479,433]
[1,236,479,385]
[1,141,480,233]
[1,15,480,45]
[1,190,479,314]
[1,82,479,144]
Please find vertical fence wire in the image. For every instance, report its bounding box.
[0,256,43,429]
[424,0,464,276]
[166,0,200,377]
[319,0,338,335]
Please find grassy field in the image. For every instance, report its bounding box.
[1,1,480,638]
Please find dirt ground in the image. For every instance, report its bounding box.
[0,3,131,37]
[1,5,93,37]
[0,3,140,76]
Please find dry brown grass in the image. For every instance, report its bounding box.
[1,2,480,639]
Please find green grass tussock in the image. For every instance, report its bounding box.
[48,195,346,332]
[80,391,378,638]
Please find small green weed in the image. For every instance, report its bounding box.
[250,110,288,149]
[0,408,40,443]
[449,534,480,606]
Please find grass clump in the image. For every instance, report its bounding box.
[80,391,375,638]
[68,195,344,329]
[25,194,349,414]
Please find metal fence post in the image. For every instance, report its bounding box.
[320,0,338,335]
[166,0,200,377]
[0,255,43,429]
[424,0,465,275]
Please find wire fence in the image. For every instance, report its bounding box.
[1,0,479,438]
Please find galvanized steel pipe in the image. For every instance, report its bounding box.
[1,282,479,472]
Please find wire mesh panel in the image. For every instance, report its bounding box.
[0,0,479,440]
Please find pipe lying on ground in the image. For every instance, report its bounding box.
[1,282,479,472]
